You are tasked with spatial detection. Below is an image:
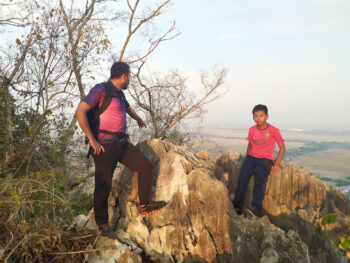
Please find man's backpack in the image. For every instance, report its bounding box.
[85,81,124,145]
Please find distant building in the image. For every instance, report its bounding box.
[337,186,350,193]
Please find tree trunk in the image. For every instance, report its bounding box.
[2,80,14,170]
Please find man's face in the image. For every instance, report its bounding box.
[121,72,130,90]
[253,110,269,126]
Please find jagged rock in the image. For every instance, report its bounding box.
[86,238,132,263]
[84,140,349,263]
[215,153,350,263]
[118,251,142,263]
[93,140,309,262]
[195,150,211,161]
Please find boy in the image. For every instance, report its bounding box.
[233,104,286,217]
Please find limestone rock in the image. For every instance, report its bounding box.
[86,238,132,263]
[215,153,350,263]
[195,150,211,161]
[110,140,310,262]
[84,140,349,263]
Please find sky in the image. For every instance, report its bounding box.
[1,0,349,131]
[143,0,350,131]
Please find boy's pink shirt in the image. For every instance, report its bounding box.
[247,124,284,160]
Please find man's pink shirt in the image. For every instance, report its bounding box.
[247,124,284,160]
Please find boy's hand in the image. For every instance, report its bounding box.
[271,164,281,173]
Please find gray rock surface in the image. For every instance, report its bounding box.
[84,139,349,263]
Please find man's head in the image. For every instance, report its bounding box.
[110,62,130,90]
[252,104,269,126]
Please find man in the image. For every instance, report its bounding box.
[75,62,166,236]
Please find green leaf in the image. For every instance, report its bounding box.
[16,38,21,45]
[340,236,350,250]
[321,213,337,226]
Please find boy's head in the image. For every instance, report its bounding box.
[252,104,269,126]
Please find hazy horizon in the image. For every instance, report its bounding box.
[142,0,350,131]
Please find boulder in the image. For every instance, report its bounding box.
[85,140,349,262]
[88,140,310,262]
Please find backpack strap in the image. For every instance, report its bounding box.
[98,81,113,115]
[98,81,125,115]
[86,81,127,156]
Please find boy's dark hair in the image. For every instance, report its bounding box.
[110,62,130,79]
[252,104,268,115]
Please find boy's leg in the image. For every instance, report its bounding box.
[92,142,121,226]
[120,142,153,205]
[233,155,255,213]
[251,159,273,210]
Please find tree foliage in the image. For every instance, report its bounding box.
[0,1,227,260]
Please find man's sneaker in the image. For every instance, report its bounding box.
[243,206,263,218]
[139,200,167,217]
[98,224,114,237]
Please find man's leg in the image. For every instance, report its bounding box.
[92,142,121,226]
[251,159,273,211]
[120,142,167,216]
[233,155,255,213]
[120,142,153,205]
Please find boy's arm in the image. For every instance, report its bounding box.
[271,142,286,173]
[246,141,252,156]
[126,107,146,128]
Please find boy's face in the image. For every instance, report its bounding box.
[253,110,269,126]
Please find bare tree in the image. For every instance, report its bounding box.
[116,0,180,63]
[2,1,80,176]
[58,0,180,168]
[128,62,228,143]
[0,0,31,27]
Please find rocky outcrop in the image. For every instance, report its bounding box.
[78,139,349,263]
[215,153,350,263]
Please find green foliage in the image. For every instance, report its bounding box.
[166,128,191,146]
[321,213,337,226]
[318,176,350,187]
[340,236,350,251]
[318,176,333,182]
[321,213,350,256]
[69,193,92,216]
[0,172,92,227]
[284,140,350,161]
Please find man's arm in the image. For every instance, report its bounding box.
[271,142,286,173]
[75,101,105,155]
[126,106,146,128]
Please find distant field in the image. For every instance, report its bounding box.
[292,148,350,179]
[191,128,350,181]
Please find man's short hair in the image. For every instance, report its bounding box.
[252,104,268,115]
[110,62,130,79]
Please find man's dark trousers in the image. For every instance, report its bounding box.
[233,155,273,211]
[91,140,153,226]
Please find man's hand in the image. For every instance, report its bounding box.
[137,118,147,128]
[90,139,105,155]
[271,164,281,173]
[126,107,147,128]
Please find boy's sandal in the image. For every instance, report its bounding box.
[138,200,167,217]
